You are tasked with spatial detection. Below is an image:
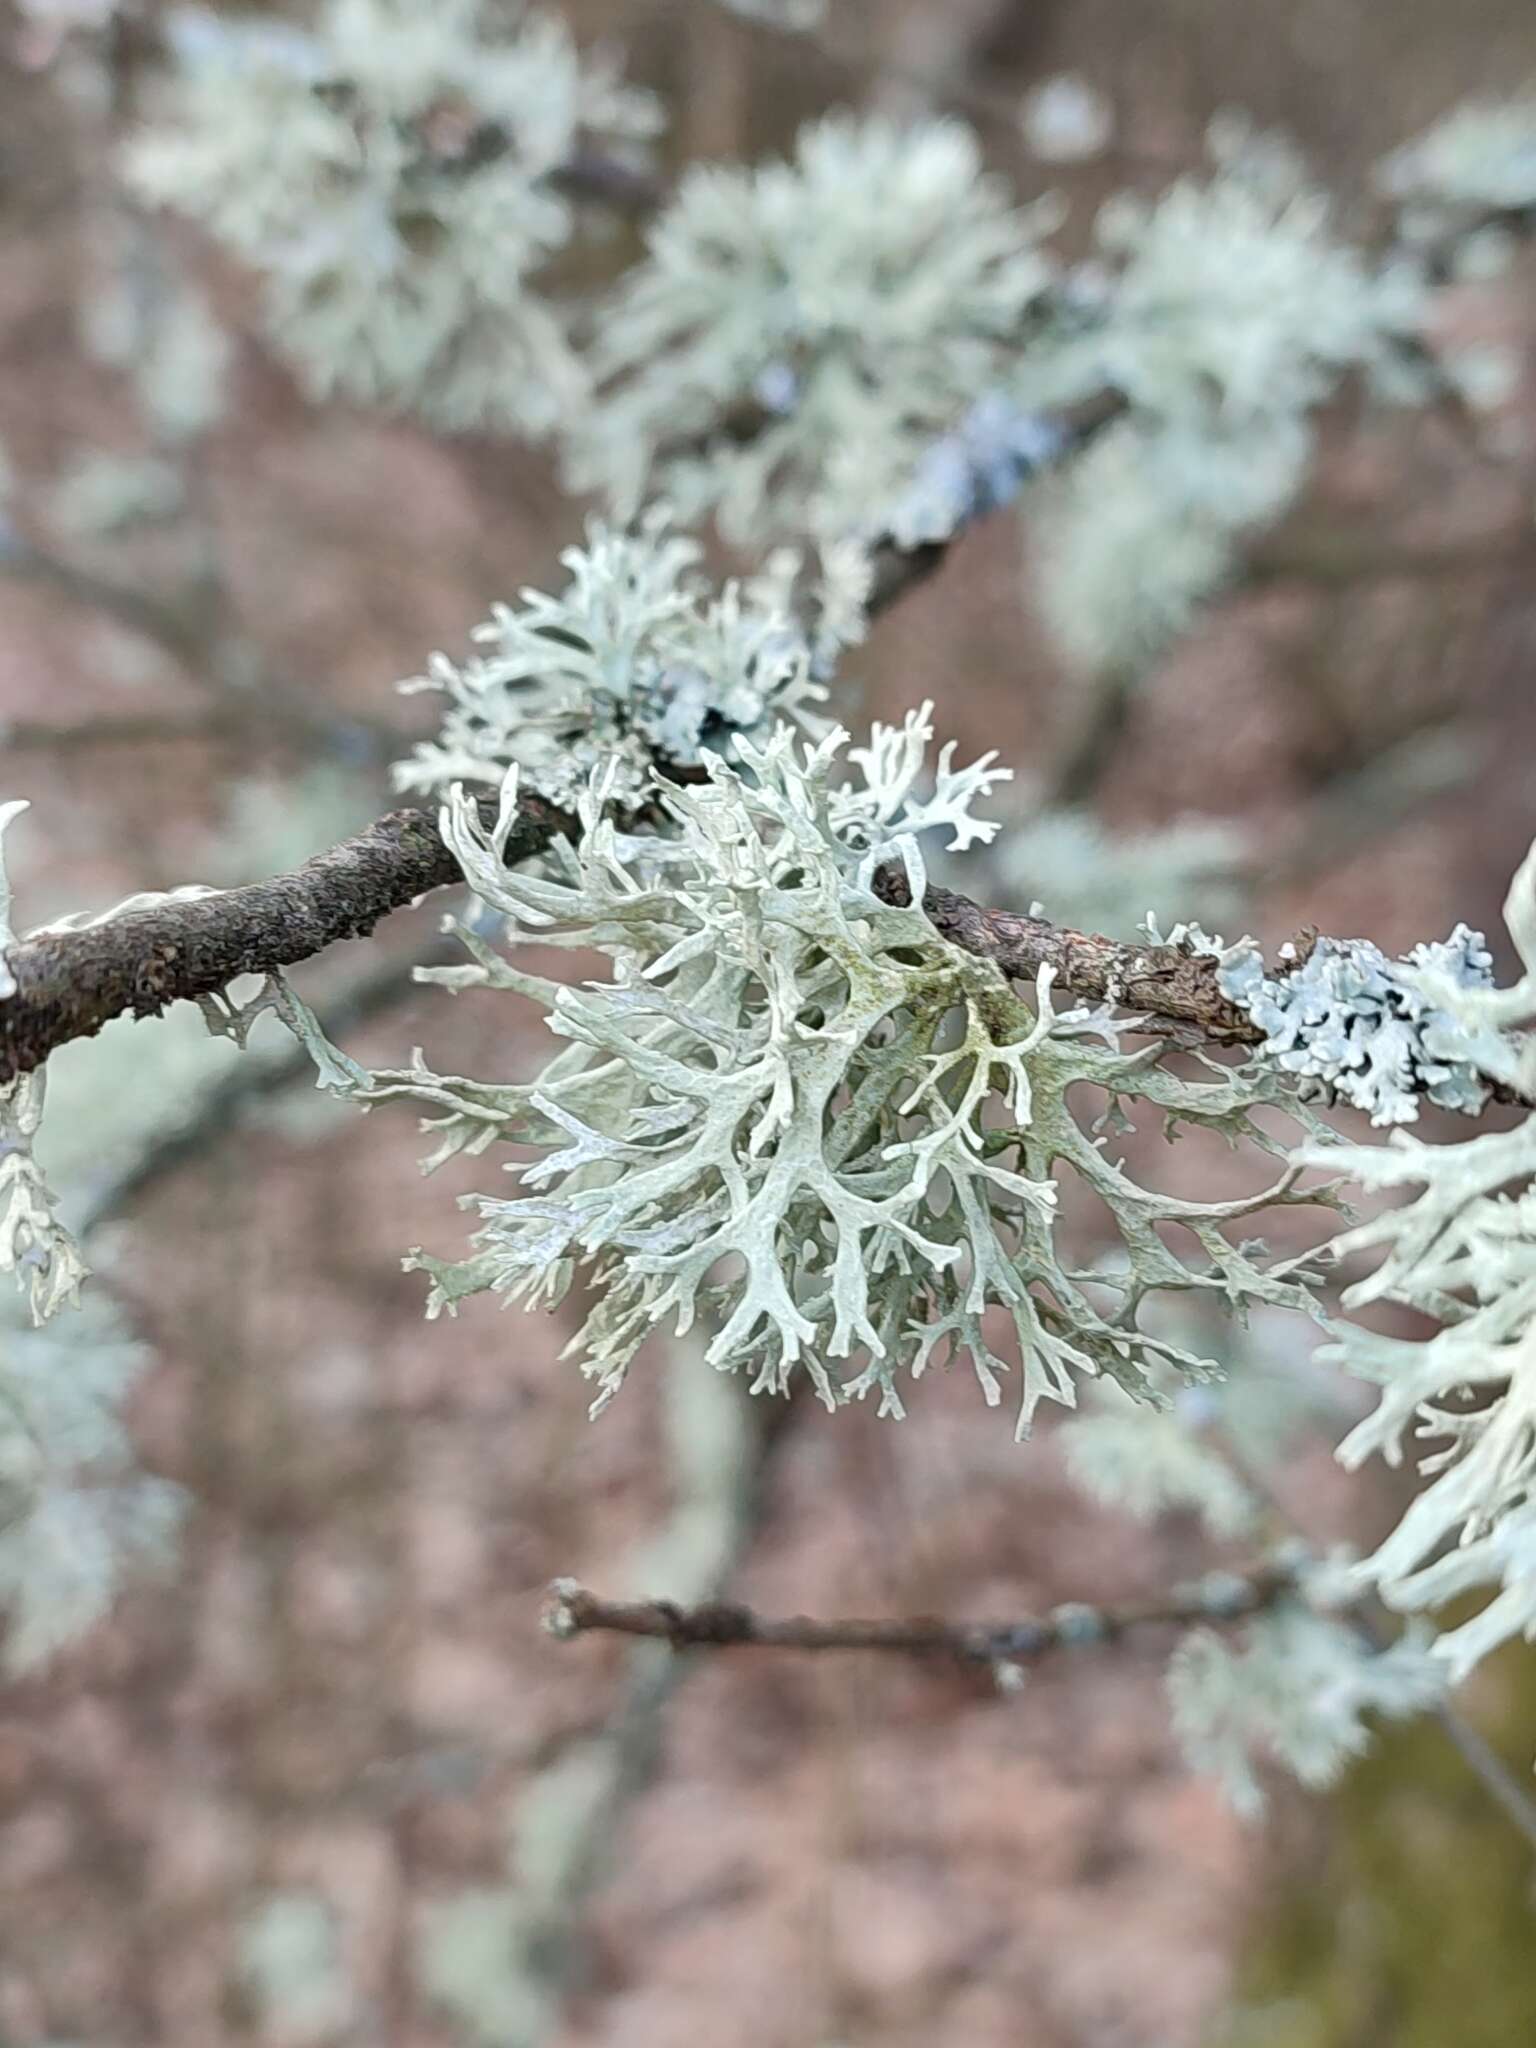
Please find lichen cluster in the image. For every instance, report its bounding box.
[368,713,1325,1434]
[567,114,1062,540]
[1293,845,1536,1689]
[392,515,861,808]
[127,0,660,432]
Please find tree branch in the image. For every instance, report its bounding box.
[11,776,1532,1112]
[0,789,1262,1084]
[865,388,1130,621]
[871,868,1262,1043]
[0,794,571,1085]
[541,1559,1301,1668]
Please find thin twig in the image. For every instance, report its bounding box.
[0,538,402,762]
[542,1560,1301,1669]
[0,535,205,663]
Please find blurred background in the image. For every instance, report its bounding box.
[4,1,1536,2042]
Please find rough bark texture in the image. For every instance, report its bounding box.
[0,794,572,1084]
[873,870,1263,1044]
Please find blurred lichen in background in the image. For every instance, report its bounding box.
[7,2,1536,2042]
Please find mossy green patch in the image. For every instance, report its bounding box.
[1216,1641,1536,2048]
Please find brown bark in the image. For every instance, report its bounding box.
[0,793,572,1085]
[874,870,1262,1045]
[542,1560,1299,1664]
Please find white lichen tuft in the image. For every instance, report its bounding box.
[393,512,843,808]
[1214,924,1499,1128]
[126,0,660,435]
[363,713,1326,1434]
[568,114,1060,541]
[1380,98,1536,244]
[1286,841,1536,1689]
[1022,120,1422,676]
[1088,117,1423,424]
[1168,1605,1444,1818]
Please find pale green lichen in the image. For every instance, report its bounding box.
[1022,119,1423,676]
[366,712,1326,1434]
[0,803,89,1325]
[1060,1375,1261,1540]
[393,513,847,807]
[0,1290,186,1675]
[1291,842,1536,1689]
[127,0,660,434]
[1213,923,1499,1128]
[1379,97,1536,245]
[1084,117,1423,423]
[239,1890,355,2037]
[1168,1605,1445,1819]
[567,113,1060,540]
[1030,415,1308,676]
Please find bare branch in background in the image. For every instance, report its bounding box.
[542,1559,1304,1668]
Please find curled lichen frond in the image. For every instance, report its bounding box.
[567,113,1060,541]
[127,0,660,434]
[0,803,88,1325]
[392,512,847,807]
[1210,842,1536,1127]
[1211,924,1502,1129]
[367,714,1328,1434]
[1,1072,89,1327]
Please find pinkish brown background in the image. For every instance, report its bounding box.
[4,2,1536,2043]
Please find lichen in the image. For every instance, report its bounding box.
[365,712,1327,1434]
[392,512,841,807]
[1211,925,1498,1128]
[127,0,661,434]
[567,113,1060,540]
